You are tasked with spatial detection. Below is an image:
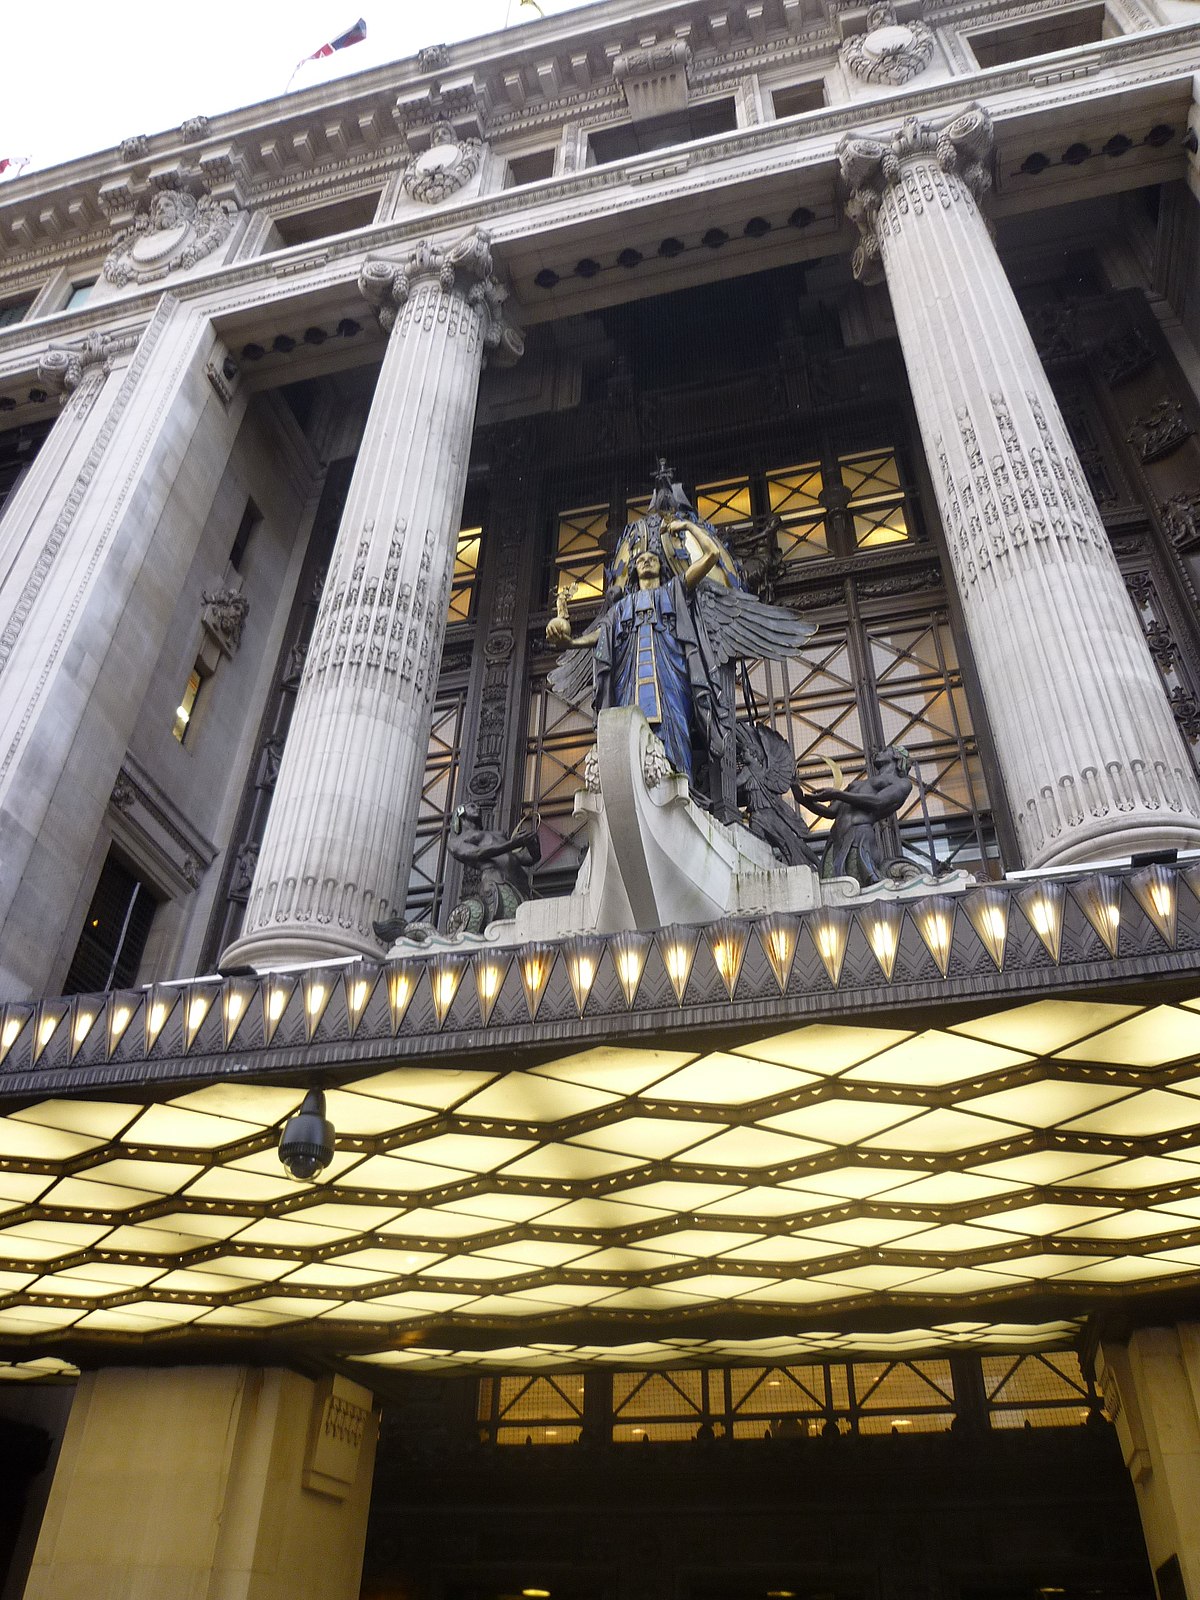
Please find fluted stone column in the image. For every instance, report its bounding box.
[839,107,1200,866]
[223,229,522,969]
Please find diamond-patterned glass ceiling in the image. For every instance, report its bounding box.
[4,996,1200,1368]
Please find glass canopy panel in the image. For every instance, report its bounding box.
[0,996,1199,1363]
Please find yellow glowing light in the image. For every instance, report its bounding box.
[2,1018,20,1049]
[522,1591,551,1598]
[435,970,460,1012]
[37,1016,57,1048]
[767,928,791,966]
[665,945,691,985]
[149,1002,168,1034]
[871,921,896,960]
[712,941,736,981]
[306,983,326,1018]
[73,1012,95,1047]
[478,965,501,1001]
[816,926,839,961]
[226,993,245,1026]
[924,913,951,957]
[349,980,368,1014]
[572,955,595,989]
[1150,881,1174,920]
[187,998,209,1032]
[267,988,287,1023]
[982,906,1006,941]
[1028,899,1053,937]
[386,960,422,1027]
[617,949,643,989]
[112,1004,131,1033]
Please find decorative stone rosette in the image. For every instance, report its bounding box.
[103,187,237,288]
[357,229,524,366]
[400,121,484,205]
[841,3,935,84]
[839,106,992,285]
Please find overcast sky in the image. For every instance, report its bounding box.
[1,0,595,178]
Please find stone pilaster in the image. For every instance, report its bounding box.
[24,1367,376,1600]
[0,299,233,999]
[839,106,1200,866]
[222,228,522,969]
[1098,1327,1200,1599]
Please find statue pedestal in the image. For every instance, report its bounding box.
[506,708,819,942]
[386,708,972,954]
[515,708,808,939]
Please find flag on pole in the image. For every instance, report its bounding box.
[287,19,367,88]
[309,18,367,58]
[0,157,30,181]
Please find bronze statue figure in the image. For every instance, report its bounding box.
[374,804,540,944]
[445,804,541,935]
[802,745,914,885]
[735,721,820,868]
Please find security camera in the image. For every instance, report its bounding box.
[279,1088,335,1180]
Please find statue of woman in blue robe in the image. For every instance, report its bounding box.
[545,466,817,820]
[550,548,717,780]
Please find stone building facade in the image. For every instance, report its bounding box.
[3,0,1200,1595]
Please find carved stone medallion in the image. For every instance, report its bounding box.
[841,5,934,84]
[400,121,484,205]
[103,187,237,288]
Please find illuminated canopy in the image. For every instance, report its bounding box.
[3,990,1200,1373]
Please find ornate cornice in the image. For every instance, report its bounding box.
[0,29,1193,356]
[357,229,524,365]
[838,103,993,283]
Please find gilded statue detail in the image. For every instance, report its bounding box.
[546,461,817,836]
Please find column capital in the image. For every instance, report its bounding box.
[837,104,993,283]
[357,227,523,366]
[36,328,139,398]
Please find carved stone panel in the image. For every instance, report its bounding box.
[841,4,935,84]
[103,187,238,288]
[400,122,484,205]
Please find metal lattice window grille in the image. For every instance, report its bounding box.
[766,463,829,562]
[552,504,610,608]
[480,1374,586,1445]
[841,448,911,549]
[448,525,484,623]
[475,1358,1091,1445]
[983,1352,1096,1430]
[523,681,594,892]
[404,689,468,921]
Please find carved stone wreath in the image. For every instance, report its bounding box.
[401,122,484,205]
[103,188,237,288]
[841,4,935,84]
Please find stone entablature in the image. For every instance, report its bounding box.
[0,0,1176,282]
[0,19,1190,365]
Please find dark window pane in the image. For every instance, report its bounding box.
[63,855,157,995]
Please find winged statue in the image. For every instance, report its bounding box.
[547,460,817,844]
